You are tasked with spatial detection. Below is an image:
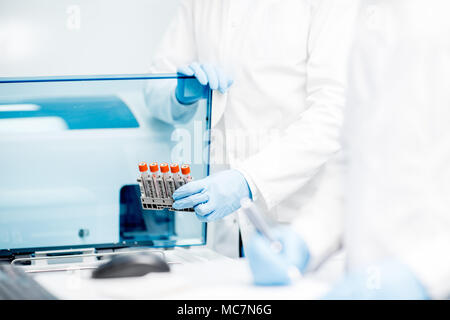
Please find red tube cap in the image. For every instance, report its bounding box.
[181,164,190,175]
[160,163,169,173]
[138,162,148,172]
[170,163,180,173]
[149,162,159,173]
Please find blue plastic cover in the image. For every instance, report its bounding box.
[0,74,211,256]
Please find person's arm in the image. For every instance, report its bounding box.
[144,0,199,124]
[243,152,345,274]
[244,156,344,285]
[289,152,344,271]
[235,0,357,210]
[235,0,357,266]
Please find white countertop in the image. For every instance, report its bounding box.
[30,247,345,300]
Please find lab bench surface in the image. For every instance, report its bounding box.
[30,247,344,300]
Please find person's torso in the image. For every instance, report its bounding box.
[188,0,343,246]
[344,0,450,270]
[191,0,311,163]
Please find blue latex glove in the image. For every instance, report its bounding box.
[245,227,310,286]
[176,62,233,105]
[172,169,250,222]
[324,260,429,300]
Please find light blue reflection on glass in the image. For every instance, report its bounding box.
[0,96,139,130]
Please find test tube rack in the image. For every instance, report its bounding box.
[137,162,193,212]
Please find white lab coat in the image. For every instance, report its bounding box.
[147,0,357,259]
[339,0,450,299]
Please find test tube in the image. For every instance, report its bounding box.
[181,164,192,184]
[138,162,150,197]
[149,162,161,198]
[171,163,185,189]
[160,163,175,198]
[151,162,167,199]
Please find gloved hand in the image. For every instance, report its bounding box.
[172,169,250,222]
[245,227,310,286]
[323,260,429,300]
[176,62,233,105]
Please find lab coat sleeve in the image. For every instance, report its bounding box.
[144,0,199,124]
[236,0,356,209]
[290,152,345,271]
[235,0,357,267]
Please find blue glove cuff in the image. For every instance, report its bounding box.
[232,169,252,202]
[175,77,208,105]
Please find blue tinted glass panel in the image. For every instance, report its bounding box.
[0,74,210,255]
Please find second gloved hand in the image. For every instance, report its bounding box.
[323,260,429,300]
[172,169,251,222]
[245,227,310,286]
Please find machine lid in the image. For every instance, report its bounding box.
[0,74,211,258]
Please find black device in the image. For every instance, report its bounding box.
[0,264,57,300]
[91,252,170,279]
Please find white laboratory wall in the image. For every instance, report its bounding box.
[0,0,180,77]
